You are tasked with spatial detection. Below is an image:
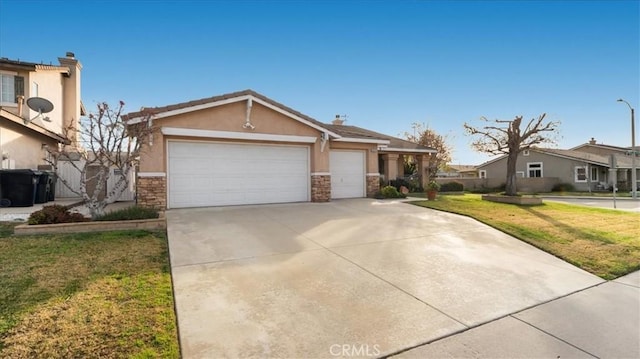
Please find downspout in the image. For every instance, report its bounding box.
[243,98,255,130]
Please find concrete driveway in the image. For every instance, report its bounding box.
[167,199,604,358]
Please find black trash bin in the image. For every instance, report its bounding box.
[35,171,49,204]
[0,169,40,207]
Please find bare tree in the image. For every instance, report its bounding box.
[464,114,559,196]
[47,101,151,218]
[404,123,452,180]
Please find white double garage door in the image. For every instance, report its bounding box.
[168,141,366,208]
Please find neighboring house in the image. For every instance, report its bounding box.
[477,146,638,192]
[0,53,135,202]
[0,53,82,170]
[123,89,436,209]
[437,165,478,178]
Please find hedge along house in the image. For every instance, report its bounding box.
[123,90,436,209]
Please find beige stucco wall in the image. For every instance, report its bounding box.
[0,121,57,169]
[139,101,326,172]
[27,70,64,134]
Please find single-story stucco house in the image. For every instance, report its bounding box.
[476,145,638,192]
[123,90,436,209]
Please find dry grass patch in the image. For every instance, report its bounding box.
[413,195,640,279]
[0,225,178,358]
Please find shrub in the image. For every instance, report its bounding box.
[28,205,88,225]
[390,177,423,193]
[380,185,406,199]
[94,206,159,221]
[440,181,464,192]
[551,183,575,192]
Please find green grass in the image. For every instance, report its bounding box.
[412,194,640,279]
[0,224,179,358]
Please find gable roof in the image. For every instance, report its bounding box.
[448,164,477,172]
[123,89,436,153]
[478,147,634,169]
[325,124,436,152]
[122,89,340,137]
[570,142,634,153]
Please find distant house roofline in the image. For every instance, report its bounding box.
[477,147,635,169]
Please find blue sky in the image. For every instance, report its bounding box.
[1,0,638,165]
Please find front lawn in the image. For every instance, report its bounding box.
[413,194,640,280]
[0,223,179,358]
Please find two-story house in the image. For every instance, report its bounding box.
[0,52,83,169]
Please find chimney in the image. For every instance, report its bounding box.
[332,114,344,125]
[58,52,82,148]
[589,137,596,145]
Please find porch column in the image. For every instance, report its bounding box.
[383,154,399,182]
[416,155,430,188]
[397,154,405,178]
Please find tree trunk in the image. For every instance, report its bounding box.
[505,151,518,196]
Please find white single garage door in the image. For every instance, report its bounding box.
[330,150,365,199]
[168,141,309,208]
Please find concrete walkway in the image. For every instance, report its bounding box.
[0,198,135,221]
[164,199,637,358]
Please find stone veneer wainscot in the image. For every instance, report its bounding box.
[311,174,331,202]
[366,175,380,197]
[137,176,167,209]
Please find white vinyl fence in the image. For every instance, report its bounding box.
[55,159,136,201]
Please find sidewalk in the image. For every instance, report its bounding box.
[542,196,640,212]
[394,271,640,358]
[0,198,135,221]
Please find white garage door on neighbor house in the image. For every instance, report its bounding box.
[330,150,366,199]
[168,141,309,208]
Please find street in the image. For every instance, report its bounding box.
[543,196,640,212]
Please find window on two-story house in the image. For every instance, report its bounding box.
[527,162,543,177]
[0,72,24,105]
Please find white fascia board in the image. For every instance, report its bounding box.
[161,127,317,143]
[138,172,166,177]
[379,147,437,153]
[126,95,251,124]
[250,97,340,138]
[333,137,390,145]
[129,94,341,140]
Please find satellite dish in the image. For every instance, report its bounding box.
[26,97,54,123]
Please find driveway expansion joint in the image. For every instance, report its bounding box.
[510,316,599,358]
